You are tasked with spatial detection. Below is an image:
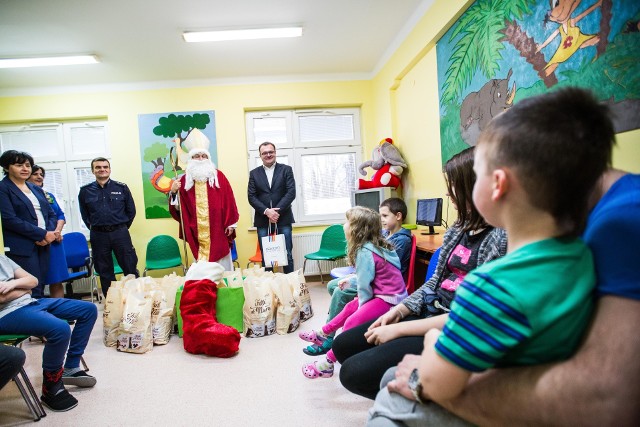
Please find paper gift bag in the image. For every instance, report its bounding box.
[261,233,288,268]
[242,274,276,337]
[272,274,300,334]
[288,269,313,322]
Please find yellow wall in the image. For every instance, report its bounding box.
[1,0,639,263]
[0,81,373,267]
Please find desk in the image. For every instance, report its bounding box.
[412,230,444,286]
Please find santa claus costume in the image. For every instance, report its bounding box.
[169,138,239,270]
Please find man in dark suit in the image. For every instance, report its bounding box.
[248,142,296,273]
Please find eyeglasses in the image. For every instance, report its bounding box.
[260,151,275,156]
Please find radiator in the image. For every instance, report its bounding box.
[293,232,348,276]
[42,275,95,297]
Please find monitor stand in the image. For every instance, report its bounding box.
[421,226,439,235]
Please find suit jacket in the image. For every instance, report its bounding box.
[248,163,296,228]
[0,176,57,257]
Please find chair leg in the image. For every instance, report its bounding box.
[142,269,148,277]
[317,260,324,284]
[90,275,102,303]
[80,356,89,372]
[14,367,46,421]
[302,259,307,276]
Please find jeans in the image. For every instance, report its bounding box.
[257,224,294,274]
[0,298,97,371]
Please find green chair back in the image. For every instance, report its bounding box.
[144,234,185,275]
[307,224,347,259]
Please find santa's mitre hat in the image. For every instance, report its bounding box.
[184,129,211,158]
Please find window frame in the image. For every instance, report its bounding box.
[246,107,362,226]
[0,121,109,237]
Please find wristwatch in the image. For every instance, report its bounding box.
[408,368,425,404]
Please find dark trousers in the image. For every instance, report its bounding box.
[91,227,139,295]
[257,224,294,274]
[7,245,49,298]
[0,345,26,391]
[0,298,97,371]
[332,316,425,400]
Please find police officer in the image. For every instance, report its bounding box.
[78,157,139,297]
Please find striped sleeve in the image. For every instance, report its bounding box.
[434,271,531,372]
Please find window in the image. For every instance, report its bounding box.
[246,108,361,224]
[0,121,109,236]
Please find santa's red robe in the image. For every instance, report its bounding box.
[169,171,239,262]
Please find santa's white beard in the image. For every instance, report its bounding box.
[185,159,219,190]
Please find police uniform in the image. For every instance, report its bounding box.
[78,178,139,295]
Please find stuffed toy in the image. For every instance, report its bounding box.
[358,138,407,189]
[181,260,240,358]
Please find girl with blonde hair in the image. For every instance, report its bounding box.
[300,206,408,379]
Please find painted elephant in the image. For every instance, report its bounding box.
[460,70,516,146]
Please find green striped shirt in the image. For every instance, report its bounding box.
[435,238,595,372]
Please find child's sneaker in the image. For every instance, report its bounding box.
[303,336,334,356]
[302,360,334,379]
[298,330,327,346]
[62,370,96,388]
[41,389,78,412]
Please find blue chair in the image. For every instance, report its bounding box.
[329,266,355,279]
[231,241,240,269]
[426,247,441,282]
[62,232,101,303]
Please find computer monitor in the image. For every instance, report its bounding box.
[351,188,398,212]
[416,198,443,235]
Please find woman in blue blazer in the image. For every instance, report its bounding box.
[0,150,57,298]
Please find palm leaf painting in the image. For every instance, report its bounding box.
[437,0,640,164]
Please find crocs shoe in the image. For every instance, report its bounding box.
[303,336,334,356]
[302,361,334,379]
[298,330,327,346]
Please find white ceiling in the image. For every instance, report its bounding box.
[0,0,431,95]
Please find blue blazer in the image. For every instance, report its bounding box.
[248,163,296,228]
[0,176,57,257]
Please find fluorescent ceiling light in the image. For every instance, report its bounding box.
[0,55,100,69]
[183,26,303,42]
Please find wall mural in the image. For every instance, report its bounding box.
[437,0,640,164]
[137,111,217,219]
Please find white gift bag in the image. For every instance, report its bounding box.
[261,224,288,268]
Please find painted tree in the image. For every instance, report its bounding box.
[441,0,540,107]
[153,113,211,170]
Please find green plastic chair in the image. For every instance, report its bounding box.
[0,335,47,421]
[143,235,186,276]
[302,224,347,283]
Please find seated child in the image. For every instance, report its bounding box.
[300,206,408,379]
[305,198,412,356]
[0,254,98,412]
[368,87,615,425]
